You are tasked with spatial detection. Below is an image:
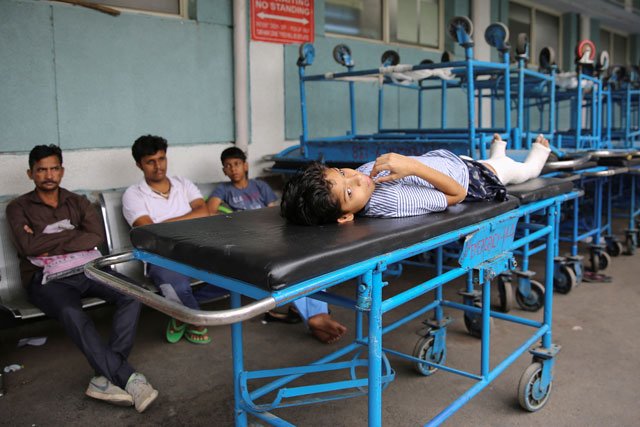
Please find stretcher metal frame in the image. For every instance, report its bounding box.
[85,188,578,426]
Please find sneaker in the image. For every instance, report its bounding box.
[125,373,158,413]
[86,376,133,407]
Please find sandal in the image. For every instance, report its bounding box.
[185,326,212,345]
[582,271,613,283]
[166,318,186,343]
[263,307,302,324]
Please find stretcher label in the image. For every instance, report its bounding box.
[251,0,314,44]
[458,217,518,269]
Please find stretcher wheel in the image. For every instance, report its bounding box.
[590,251,611,272]
[412,336,445,376]
[463,302,492,338]
[496,275,513,312]
[381,50,400,66]
[625,235,636,255]
[420,58,434,65]
[518,362,552,412]
[441,51,453,63]
[484,22,509,51]
[575,39,596,63]
[333,44,353,67]
[598,50,610,71]
[297,43,315,67]
[553,265,576,295]
[515,33,529,56]
[538,47,556,71]
[606,240,623,257]
[515,280,544,312]
[448,16,473,43]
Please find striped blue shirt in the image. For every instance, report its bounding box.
[356,150,469,218]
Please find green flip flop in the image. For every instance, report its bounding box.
[185,327,212,345]
[166,318,187,343]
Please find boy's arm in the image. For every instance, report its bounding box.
[206,197,223,215]
[370,153,466,205]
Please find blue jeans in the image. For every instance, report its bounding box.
[146,264,200,310]
[292,297,328,324]
[27,271,140,389]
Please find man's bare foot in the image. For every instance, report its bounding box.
[308,314,347,344]
[534,134,550,148]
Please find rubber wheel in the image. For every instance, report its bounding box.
[515,33,529,55]
[515,280,545,312]
[518,362,552,412]
[496,275,513,313]
[463,302,492,338]
[590,251,611,272]
[626,235,636,255]
[420,58,434,65]
[448,16,473,42]
[412,336,445,376]
[553,265,576,294]
[599,50,610,71]
[297,43,315,67]
[381,50,400,66]
[606,240,623,257]
[576,39,596,62]
[332,44,352,66]
[484,22,509,49]
[538,46,555,71]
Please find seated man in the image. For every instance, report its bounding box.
[123,135,216,345]
[281,134,550,225]
[6,145,157,413]
[208,147,347,344]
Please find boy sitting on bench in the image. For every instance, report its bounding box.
[281,134,550,225]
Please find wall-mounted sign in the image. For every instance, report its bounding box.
[251,0,314,44]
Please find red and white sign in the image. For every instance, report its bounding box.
[251,0,314,44]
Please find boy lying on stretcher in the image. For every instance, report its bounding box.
[281,134,551,225]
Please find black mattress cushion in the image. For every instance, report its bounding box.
[506,177,574,204]
[131,200,518,291]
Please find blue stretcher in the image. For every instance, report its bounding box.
[86,177,578,426]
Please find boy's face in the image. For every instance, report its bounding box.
[137,150,167,184]
[325,167,375,223]
[222,157,248,183]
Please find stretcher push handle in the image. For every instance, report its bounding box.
[84,252,276,327]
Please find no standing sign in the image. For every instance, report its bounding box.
[251,0,314,44]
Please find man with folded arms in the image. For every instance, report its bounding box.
[6,145,158,413]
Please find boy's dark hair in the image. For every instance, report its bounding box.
[221,146,246,163]
[29,145,62,169]
[132,135,168,163]
[280,162,343,225]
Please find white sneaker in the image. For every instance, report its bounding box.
[86,376,133,407]
[125,373,158,413]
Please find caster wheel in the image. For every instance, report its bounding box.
[598,50,610,71]
[576,39,596,63]
[539,46,556,71]
[297,43,315,67]
[484,22,509,50]
[381,50,400,66]
[412,336,445,376]
[626,235,636,255]
[496,276,513,312]
[606,241,623,257]
[463,302,492,338]
[516,33,529,56]
[448,16,473,42]
[590,251,611,272]
[515,280,545,312]
[332,44,353,66]
[518,362,552,412]
[553,265,576,294]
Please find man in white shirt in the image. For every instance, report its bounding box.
[123,135,212,345]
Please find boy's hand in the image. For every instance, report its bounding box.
[370,153,420,183]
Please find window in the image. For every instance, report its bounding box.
[601,28,629,66]
[325,0,441,49]
[82,0,181,15]
[325,0,383,40]
[508,2,560,68]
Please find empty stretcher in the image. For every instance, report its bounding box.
[86,177,578,426]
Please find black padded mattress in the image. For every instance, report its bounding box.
[506,177,574,204]
[131,200,518,290]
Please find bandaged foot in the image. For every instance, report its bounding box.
[489,133,507,159]
[525,134,551,172]
[308,314,347,344]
